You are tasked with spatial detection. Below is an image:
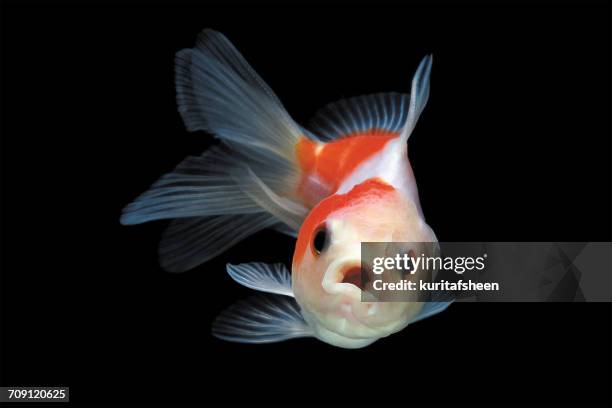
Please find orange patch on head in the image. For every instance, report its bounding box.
[293,178,396,265]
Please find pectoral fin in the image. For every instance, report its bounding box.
[212,295,313,344]
[410,301,452,324]
[226,262,293,297]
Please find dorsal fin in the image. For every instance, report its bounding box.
[308,92,409,141]
[308,55,433,143]
[400,54,432,143]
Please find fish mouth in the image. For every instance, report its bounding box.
[322,258,366,300]
[340,265,365,289]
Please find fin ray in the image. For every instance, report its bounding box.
[212,295,313,344]
[122,28,315,269]
[237,166,308,231]
[176,29,304,170]
[308,55,432,143]
[120,146,259,225]
[159,214,278,272]
[308,92,409,141]
[400,54,432,143]
[226,262,293,297]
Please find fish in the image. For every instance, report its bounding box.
[121,29,450,348]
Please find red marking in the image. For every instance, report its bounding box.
[293,178,396,265]
[295,130,398,205]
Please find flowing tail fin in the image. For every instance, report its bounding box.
[121,29,309,272]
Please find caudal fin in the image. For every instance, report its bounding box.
[175,29,302,164]
[121,29,310,271]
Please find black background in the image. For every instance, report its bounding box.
[1,1,611,407]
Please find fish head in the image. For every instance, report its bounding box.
[291,178,437,348]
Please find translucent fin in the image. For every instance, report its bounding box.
[212,294,313,344]
[119,29,309,270]
[239,166,308,231]
[175,29,304,169]
[399,54,432,143]
[226,262,293,297]
[308,92,409,141]
[308,55,432,144]
[120,144,301,271]
[273,223,298,238]
[409,301,452,324]
[120,147,260,225]
[158,214,278,273]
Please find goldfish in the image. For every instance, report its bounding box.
[121,29,450,349]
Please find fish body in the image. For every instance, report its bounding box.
[121,29,449,348]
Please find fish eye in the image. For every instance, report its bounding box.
[312,225,329,255]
